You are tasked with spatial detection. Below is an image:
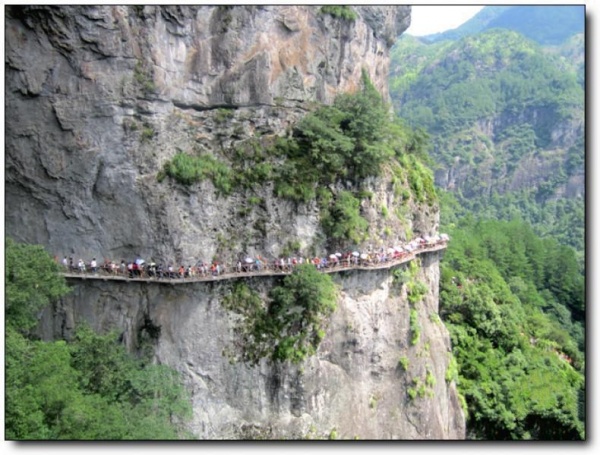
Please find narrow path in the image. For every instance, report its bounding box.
[62,243,447,284]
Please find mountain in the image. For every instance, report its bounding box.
[5,5,466,440]
[420,5,584,45]
[394,6,586,439]
[390,27,584,255]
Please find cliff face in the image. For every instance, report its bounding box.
[6,5,465,439]
[5,5,417,262]
[40,251,465,439]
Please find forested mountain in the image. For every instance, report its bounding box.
[390,24,584,257]
[439,215,584,439]
[392,5,586,440]
[420,5,584,45]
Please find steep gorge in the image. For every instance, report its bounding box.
[5,5,465,439]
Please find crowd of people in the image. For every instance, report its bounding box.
[59,233,449,280]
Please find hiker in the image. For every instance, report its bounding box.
[90,257,98,273]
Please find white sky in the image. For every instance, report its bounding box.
[406,5,485,36]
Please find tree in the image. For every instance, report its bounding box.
[4,239,192,440]
[5,237,70,333]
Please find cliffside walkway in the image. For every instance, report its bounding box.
[62,242,447,284]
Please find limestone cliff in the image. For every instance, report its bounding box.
[5,5,418,262]
[6,5,465,439]
[40,251,464,439]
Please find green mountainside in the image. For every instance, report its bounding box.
[420,5,584,45]
[390,28,584,256]
[393,5,585,440]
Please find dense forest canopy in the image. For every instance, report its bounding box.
[438,215,584,439]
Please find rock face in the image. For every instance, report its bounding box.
[6,5,465,439]
[40,251,465,439]
[5,5,414,262]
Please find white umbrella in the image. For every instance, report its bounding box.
[135,259,145,265]
[335,252,342,257]
[352,251,360,257]
[245,257,254,264]
[360,253,368,260]
[441,233,450,240]
[329,254,337,259]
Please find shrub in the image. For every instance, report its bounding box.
[222,265,337,365]
[163,152,233,195]
[410,309,421,346]
[320,191,368,244]
[320,6,358,22]
[398,356,409,371]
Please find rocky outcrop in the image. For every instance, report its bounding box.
[40,250,465,439]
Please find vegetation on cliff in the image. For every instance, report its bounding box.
[160,71,436,250]
[222,264,337,365]
[5,239,192,440]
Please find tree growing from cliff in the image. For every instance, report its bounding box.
[222,264,337,365]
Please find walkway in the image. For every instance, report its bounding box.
[62,242,447,284]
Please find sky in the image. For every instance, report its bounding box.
[406,5,485,36]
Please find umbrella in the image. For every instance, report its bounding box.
[135,258,145,265]
[387,248,395,254]
[352,251,360,257]
[329,254,337,259]
[245,257,254,264]
[441,233,450,240]
[335,252,342,257]
[394,246,404,252]
[360,253,368,260]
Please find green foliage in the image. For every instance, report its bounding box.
[319,5,357,21]
[320,191,368,245]
[5,238,70,333]
[445,353,459,384]
[162,151,233,195]
[215,108,234,123]
[161,73,437,250]
[425,367,436,387]
[407,386,418,401]
[282,240,302,258]
[133,61,156,94]
[439,216,584,440]
[141,124,154,142]
[407,280,428,306]
[409,309,421,346]
[429,312,441,325]
[222,265,337,365]
[5,325,192,440]
[4,238,192,440]
[398,356,409,372]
